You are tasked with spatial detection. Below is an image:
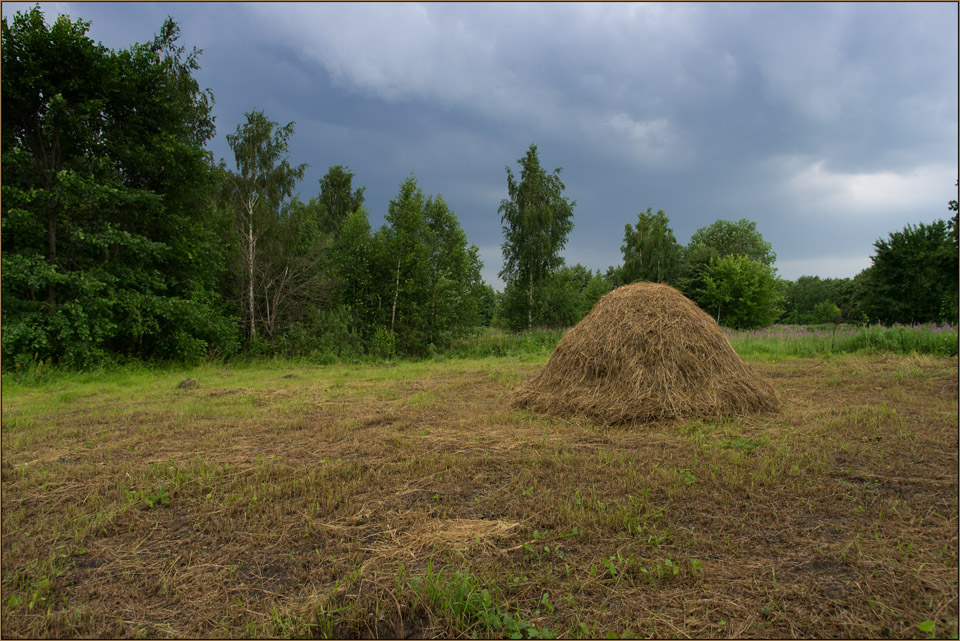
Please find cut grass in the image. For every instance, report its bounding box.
[1,353,957,638]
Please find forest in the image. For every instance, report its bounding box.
[3,8,958,372]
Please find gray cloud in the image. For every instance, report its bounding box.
[5,1,957,287]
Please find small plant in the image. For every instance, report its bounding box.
[720,436,761,454]
[601,554,621,580]
[670,467,697,485]
[917,620,936,639]
[413,562,552,639]
[127,486,171,509]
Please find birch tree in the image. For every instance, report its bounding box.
[384,175,430,351]
[499,143,575,330]
[226,110,306,342]
[620,208,681,284]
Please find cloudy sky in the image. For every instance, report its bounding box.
[5,2,958,288]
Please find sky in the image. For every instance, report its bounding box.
[5,2,958,289]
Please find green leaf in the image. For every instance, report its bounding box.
[917,621,935,633]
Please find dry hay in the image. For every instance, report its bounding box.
[514,282,780,424]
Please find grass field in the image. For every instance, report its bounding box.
[1,350,957,638]
[724,323,959,359]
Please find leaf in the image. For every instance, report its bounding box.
[917,621,935,633]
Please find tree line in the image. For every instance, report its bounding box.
[2,9,957,371]
[2,9,492,369]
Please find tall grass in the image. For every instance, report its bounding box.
[5,323,954,389]
[725,322,959,358]
[444,327,567,359]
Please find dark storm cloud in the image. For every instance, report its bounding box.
[5,2,957,286]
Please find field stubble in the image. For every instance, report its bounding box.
[1,354,957,638]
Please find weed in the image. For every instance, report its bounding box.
[670,467,697,485]
[720,436,761,454]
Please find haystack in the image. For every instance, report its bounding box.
[513,282,779,424]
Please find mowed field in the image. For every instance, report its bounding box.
[1,352,957,638]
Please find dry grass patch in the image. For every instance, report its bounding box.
[1,354,957,638]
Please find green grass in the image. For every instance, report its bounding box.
[725,322,959,358]
[5,322,954,388]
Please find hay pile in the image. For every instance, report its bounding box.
[514,282,780,424]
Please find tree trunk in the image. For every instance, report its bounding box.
[391,253,401,335]
[47,204,58,305]
[637,229,643,279]
[528,271,534,330]
[247,214,256,342]
[429,248,438,346]
[42,126,61,307]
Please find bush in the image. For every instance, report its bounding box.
[368,326,396,360]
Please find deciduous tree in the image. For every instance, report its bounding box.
[680,218,776,308]
[697,255,780,329]
[619,208,681,284]
[225,110,307,342]
[858,216,957,325]
[2,8,236,368]
[499,143,576,330]
[315,164,366,236]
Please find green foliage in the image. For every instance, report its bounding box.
[383,175,433,353]
[447,327,565,359]
[424,195,485,347]
[314,164,366,236]
[474,283,499,327]
[581,271,615,317]
[327,207,378,340]
[344,176,486,356]
[697,255,781,329]
[1,7,238,370]
[812,300,842,325]
[536,269,583,329]
[496,263,613,331]
[369,326,396,360]
[779,276,862,324]
[499,143,576,330]
[618,207,681,285]
[687,218,776,266]
[225,109,309,343]
[857,216,958,325]
[679,218,776,303]
[413,563,554,640]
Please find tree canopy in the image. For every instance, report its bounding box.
[225,109,308,343]
[618,207,681,285]
[2,8,237,368]
[857,217,958,325]
[5,6,954,372]
[498,143,576,330]
[697,255,781,329]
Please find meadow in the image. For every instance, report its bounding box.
[1,327,957,638]
[724,322,959,359]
